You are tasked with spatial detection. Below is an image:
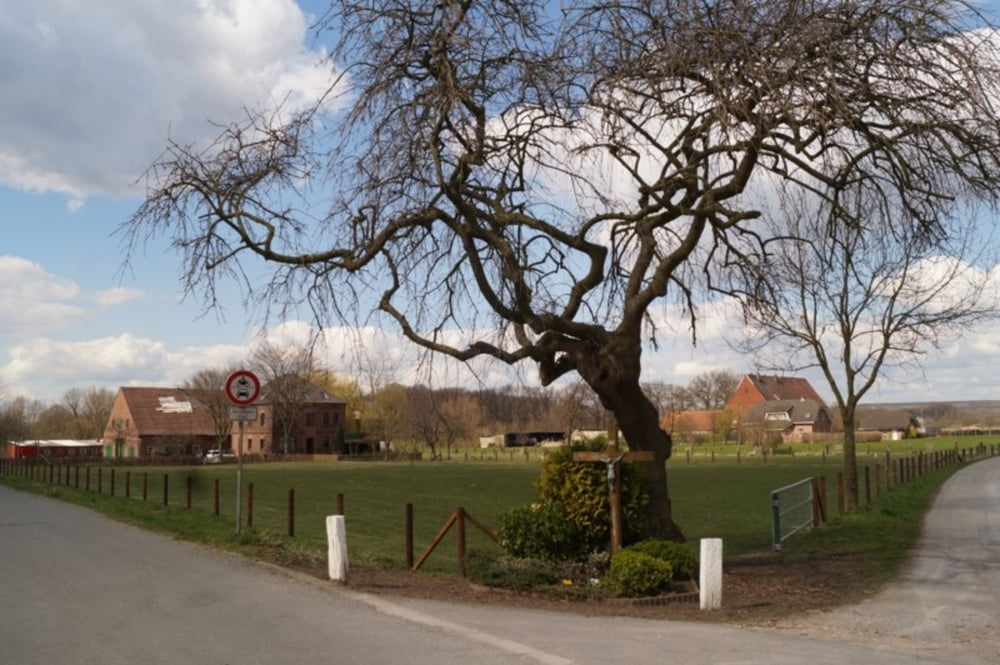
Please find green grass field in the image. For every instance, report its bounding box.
[2,435,996,578]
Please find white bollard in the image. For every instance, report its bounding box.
[699,538,723,610]
[326,515,349,584]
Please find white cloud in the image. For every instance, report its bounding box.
[91,286,144,307]
[0,256,157,338]
[0,333,248,399]
[0,255,87,335]
[0,0,334,200]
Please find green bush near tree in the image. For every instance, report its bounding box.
[496,502,585,561]
[622,539,697,579]
[603,549,673,597]
[465,550,562,591]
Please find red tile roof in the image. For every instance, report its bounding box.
[120,387,217,436]
[743,375,824,402]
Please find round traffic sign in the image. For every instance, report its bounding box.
[225,370,261,405]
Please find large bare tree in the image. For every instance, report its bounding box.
[125,0,1000,540]
[732,197,998,510]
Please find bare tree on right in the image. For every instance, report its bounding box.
[732,196,998,511]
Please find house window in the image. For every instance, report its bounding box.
[306,412,315,426]
[247,439,253,451]
[260,412,266,426]
[323,412,330,427]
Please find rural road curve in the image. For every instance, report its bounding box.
[2,457,998,665]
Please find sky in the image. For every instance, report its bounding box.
[3,0,1000,407]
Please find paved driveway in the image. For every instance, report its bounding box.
[774,455,1000,663]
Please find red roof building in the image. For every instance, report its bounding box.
[102,387,219,459]
[726,374,825,419]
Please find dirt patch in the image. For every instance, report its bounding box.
[276,549,879,625]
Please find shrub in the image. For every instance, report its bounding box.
[497,502,585,561]
[535,443,650,550]
[465,550,561,591]
[603,550,673,597]
[623,539,698,579]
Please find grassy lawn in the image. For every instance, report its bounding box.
[2,435,996,580]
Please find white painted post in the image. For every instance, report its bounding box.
[326,515,349,584]
[699,538,723,610]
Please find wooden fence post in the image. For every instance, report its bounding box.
[336,492,344,516]
[214,479,220,516]
[247,482,254,528]
[110,469,116,497]
[288,488,295,537]
[125,471,131,499]
[456,507,467,578]
[864,466,871,505]
[186,476,192,509]
[142,472,148,501]
[163,474,169,506]
[837,472,845,515]
[405,503,414,569]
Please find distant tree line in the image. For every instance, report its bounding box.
[0,387,115,443]
[0,369,737,453]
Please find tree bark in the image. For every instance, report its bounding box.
[842,408,860,512]
[574,336,685,542]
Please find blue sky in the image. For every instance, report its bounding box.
[3,0,1000,405]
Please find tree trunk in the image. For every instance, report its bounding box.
[576,339,685,542]
[842,407,859,512]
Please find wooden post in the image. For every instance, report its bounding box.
[811,477,821,526]
[110,469,115,497]
[836,472,844,515]
[864,466,871,505]
[142,472,148,501]
[288,488,295,537]
[336,492,344,516]
[405,503,414,569]
[97,468,103,494]
[125,471,131,498]
[213,479,220,516]
[163,473,169,506]
[186,476,192,509]
[247,482,254,528]
[456,507,467,578]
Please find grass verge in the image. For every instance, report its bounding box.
[0,452,980,615]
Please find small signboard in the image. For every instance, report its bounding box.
[225,370,261,406]
[228,406,258,422]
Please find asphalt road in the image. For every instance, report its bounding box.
[2,457,998,665]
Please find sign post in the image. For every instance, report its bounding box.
[225,370,261,535]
